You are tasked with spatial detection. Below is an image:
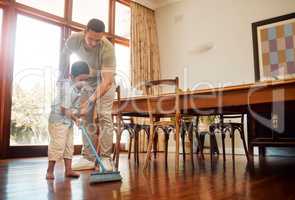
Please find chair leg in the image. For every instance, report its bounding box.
[128,134,133,160]
[197,133,205,159]
[164,130,170,164]
[153,129,158,159]
[134,132,137,164]
[114,130,122,170]
[209,133,213,163]
[240,129,250,162]
[134,128,139,165]
[112,129,118,161]
[144,124,155,170]
[221,132,226,162]
[136,130,140,165]
[181,125,186,161]
[212,134,219,155]
[146,131,150,153]
[188,125,194,166]
[220,115,226,162]
[231,131,235,162]
[175,117,180,167]
[113,143,117,161]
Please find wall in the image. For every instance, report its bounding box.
[156,0,295,89]
[155,0,295,155]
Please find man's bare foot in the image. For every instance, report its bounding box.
[46,172,55,180]
[65,171,80,178]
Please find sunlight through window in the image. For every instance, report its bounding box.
[115,43,131,97]
[0,9,3,50]
[72,0,109,31]
[115,2,131,39]
[10,14,61,146]
[16,0,64,17]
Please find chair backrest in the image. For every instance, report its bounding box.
[112,86,121,122]
[144,77,180,120]
[115,86,134,124]
[221,114,244,124]
[113,85,120,113]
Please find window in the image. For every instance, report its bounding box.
[1,0,130,157]
[10,15,61,146]
[115,43,131,97]
[72,0,109,30]
[0,8,3,30]
[0,9,3,48]
[115,1,131,39]
[69,32,83,145]
[16,0,64,17]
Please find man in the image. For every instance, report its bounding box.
[59,18,116,171]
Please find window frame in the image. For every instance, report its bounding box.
[0,0,130,158]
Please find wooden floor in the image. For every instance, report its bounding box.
[1,153,295,200]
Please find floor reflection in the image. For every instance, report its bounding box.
[1,154,295,200]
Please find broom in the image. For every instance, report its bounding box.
[79,123,122,184]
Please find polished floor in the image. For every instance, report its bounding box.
[1,153,295,200]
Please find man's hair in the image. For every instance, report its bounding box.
[86,18,105,33]
[71,61,89,78]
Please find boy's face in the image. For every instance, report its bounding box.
[84,30,104,49]
[75,74,89,82]
[72,74,89,88]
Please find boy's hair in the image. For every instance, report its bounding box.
[86,18,105,33]
[71,61,89,78]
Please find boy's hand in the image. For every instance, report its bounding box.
[89,93,97,103]
[73,116,81,127]
[80,103,88,117]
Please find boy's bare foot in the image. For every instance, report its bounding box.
[65,171,80,178]
[46,172,55,180]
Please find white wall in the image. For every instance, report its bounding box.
[155,0,295,89]
[155,0,295,155]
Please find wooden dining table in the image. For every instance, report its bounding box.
[113,79,295,161]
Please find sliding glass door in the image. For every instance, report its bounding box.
[0,0,131,158]
[10,14,61,146]
[0,8,3,53]
[0,9,2,35]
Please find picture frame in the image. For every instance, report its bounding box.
[252,12,295,81]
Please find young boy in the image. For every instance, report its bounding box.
[46,61,90,180]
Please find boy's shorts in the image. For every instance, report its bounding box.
[48,122,74,161]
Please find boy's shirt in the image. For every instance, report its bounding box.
[80,83,96,123]
[49,79,81,127]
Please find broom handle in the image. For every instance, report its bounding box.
[79,124,106,172]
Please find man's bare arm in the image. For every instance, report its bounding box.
[95,68,114,99]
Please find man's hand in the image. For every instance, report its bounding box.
[80,94,96,117]
[60,106,82,127]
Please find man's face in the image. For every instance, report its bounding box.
[84,30,104,49]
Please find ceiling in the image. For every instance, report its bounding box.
[132,0,182,10]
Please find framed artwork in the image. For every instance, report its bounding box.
[252,13,295,81]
